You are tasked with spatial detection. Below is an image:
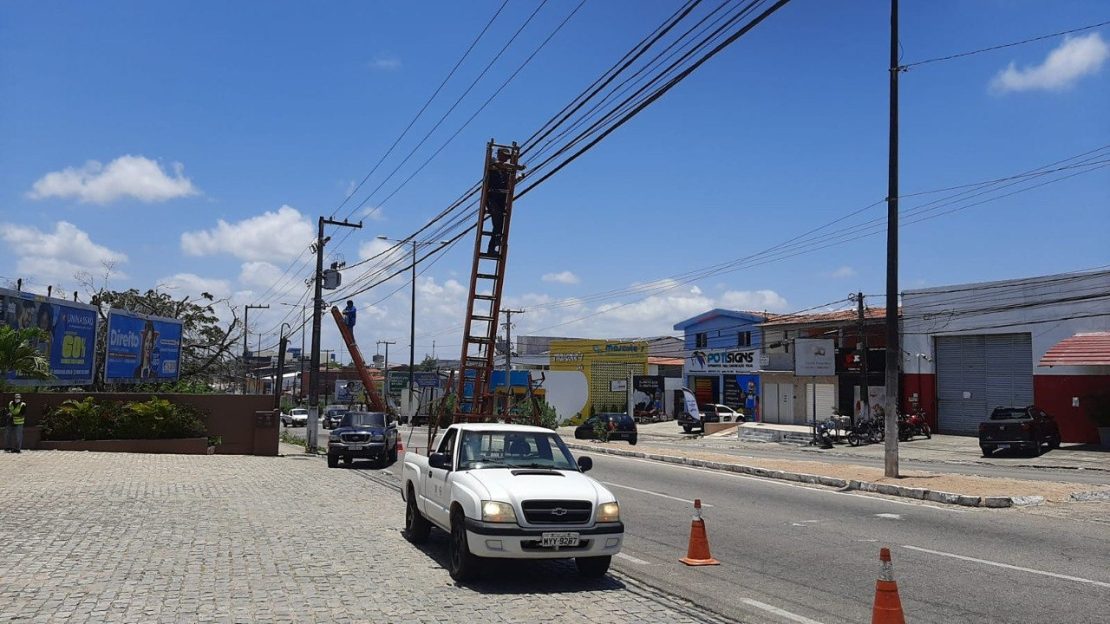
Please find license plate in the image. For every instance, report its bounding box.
[348,445,364,451]
[997,444,1010,450]
[540,532,580,548]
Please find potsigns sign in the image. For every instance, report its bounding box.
[685,348,758,374]
[795,338,835,376]
[105,311,184,383]
[1,288,98,386]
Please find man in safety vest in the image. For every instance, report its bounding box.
[5,393,27,453]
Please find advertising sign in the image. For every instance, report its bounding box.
[413,371,441,388]
[632,375,664,420]
[388,374,407,394]
[795,339,835,376]
[681,387,701,421]
[335,380,364,404]
[685,348,759,374]
[104,311,183,383]
[723,374,761,420]
[1,288,98,386]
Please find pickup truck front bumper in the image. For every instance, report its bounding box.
[328,441,389,460]
[463,519,624,559]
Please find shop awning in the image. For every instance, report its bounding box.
[1038,332,1110,367]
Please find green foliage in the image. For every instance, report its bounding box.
[417,355,439,371]
[40,396,208,441]
[0,326,52,390]
[593,416,609,442]
[567,412,588,427]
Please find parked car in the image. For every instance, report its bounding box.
[574,413,638,445]
[676,403,743,433]
[978,406,1061,457]
[327,411,399,468]
[281,408,308,428]
[322,406,347,430]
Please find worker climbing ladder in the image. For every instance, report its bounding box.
[454,140,524,424]
[329,306,389,413]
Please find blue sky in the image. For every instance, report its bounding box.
[2,0,1107,361]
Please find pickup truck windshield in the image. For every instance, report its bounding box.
[457,431,579,471]
[990,409,1030,420]
[343,412,387,428]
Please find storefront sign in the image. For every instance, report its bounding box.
[686,348,758,374]
[723,374,761,420]
[1,288,98,386]
[632,375,664,420]
[795,339,835,376]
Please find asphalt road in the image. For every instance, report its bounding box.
[583,452,1110,624]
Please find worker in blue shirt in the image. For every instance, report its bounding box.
[342,300,357,329]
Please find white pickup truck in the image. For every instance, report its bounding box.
[400,423,624,581]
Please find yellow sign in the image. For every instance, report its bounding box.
[549,339,648,412]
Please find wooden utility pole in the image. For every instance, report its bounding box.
[884,0,901,478]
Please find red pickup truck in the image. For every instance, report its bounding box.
[978,406,1061,457]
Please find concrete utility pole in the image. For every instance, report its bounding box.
[884,0,901,478]
[309,216,362,453]
[378,340,396,405]
[849,292,868,433]
[280,302,307,400]
[500,308,524,416]
[243,304,269,394]
[273,323,290,409]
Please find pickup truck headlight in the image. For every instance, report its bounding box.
[328,432,341,442]
[597,502,620,523]
[481,501,517,523]
[370,434,384,442]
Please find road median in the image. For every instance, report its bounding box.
[566,440,1109,508]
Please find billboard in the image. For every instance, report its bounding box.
[724,374,761,420]
[795,339,835,376]
[685,348,758,374]
[335,379,364,404]
[0,288,98,386]
[632,375,664,420]
[105,311,184,383]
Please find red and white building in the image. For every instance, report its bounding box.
[901,269,1110,443]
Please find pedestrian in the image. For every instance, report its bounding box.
[342,300,357,329]
[6,393,27,453]
[484,147,522,255]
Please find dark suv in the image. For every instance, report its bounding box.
[574,412,638,445]
[978,406,1061,457]
[322,406,347,430]
[327,411,398,468]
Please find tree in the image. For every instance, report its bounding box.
[417,355,438,371]
[87,287,241,389]
[0,326,51,390]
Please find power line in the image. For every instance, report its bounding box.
[899,19,1110,70]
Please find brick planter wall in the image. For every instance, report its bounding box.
[36,437,210,455]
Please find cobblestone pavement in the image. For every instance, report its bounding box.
[0,449,735,624]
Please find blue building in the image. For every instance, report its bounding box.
[673,309,769,419]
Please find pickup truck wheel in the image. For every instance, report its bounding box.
[980,446,994,458]
[682,425,692,434]
[327,453,339,468]
[449,513,481,582]
[342,455,353,466]
[575,555,611,578]
[404,490,431,543]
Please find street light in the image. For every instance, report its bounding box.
[376,236,449,396]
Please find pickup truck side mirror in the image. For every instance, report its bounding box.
[429,452,452,471]
[577,456,593,472]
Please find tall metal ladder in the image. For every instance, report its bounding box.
[329,306,389,413]
[454,140,522,424]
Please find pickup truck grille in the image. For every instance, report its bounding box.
[521,500,592,525]
[341,433,370,443]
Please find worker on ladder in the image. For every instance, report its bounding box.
[484,147,523,256]
[342,300,357,329]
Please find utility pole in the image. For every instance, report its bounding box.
[378,340,396,406]
[308,216,362,453]
[280,302,307,401]
[243,303,269,394]
[500,308,524,416]
[884,0,901,478]
[273,323,290,409]
[849,292,868,433]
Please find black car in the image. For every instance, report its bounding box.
[677,404,724,433]
[322,406,347,430]
[574,412,638,445]
[978,405,1061,457]
[327,411,399,468]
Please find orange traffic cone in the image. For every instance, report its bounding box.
[396,439,404,453]
[871,547,906,624]
[679,499,720,566]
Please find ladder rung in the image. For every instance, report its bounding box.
[478,253,500,260]
[474,294,495,301]
[471,314,495,322]
[476,273,499,280]
[467,336,492,344]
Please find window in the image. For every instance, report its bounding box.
[695,332,708,348]
[437,428,458,456]
[737,331,752,347]
[457,430,578,471]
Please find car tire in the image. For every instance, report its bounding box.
[682,425,692,433]
[980,446,993,458]
[575,555,611,578]
[327,453,339,468]
[404,488,431,543]
[1050,435,1060,450]
[629,435,638,446]
[449,512,481,582]
[342,455,353,466]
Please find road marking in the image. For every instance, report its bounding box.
[601,481,713,507]
[740,598,825,624]
[599,455,968,513]
[902,545,1110,589]
[875,513,902,520]
[615,552,650,565]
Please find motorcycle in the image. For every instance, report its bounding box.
[814,417,837,449]
[898,410,932,441]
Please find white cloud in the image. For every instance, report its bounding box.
[0,221,127,285]
[157,273,232,301]
[827,266,857,279]
[542,270,580,285]
[27,155,198,204]
[719,289,790,312]
[181,205,314,262]
[990,32,1109,93]
[362,205,386,221]
[369,56,402,71]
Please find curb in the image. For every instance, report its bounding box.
[566,442,1052,509]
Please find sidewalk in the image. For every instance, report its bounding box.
[0,447,727,624]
